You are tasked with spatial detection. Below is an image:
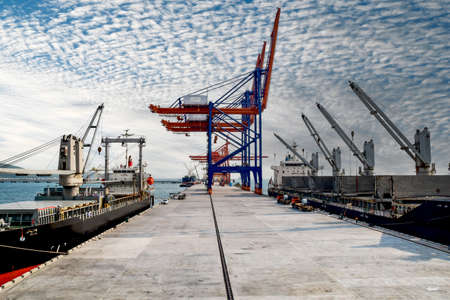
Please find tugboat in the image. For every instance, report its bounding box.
[180,175,196,187]
[0,105,155,273]
[179,163,198,187]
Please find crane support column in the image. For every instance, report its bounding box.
[332,147,342,176]
[138,140,143,193]
[104,142,109,183]
[414,128,433,175]
[207,102,213,194]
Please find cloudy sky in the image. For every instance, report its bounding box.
[0,0,448,179]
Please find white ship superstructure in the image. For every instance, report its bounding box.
[108,166,150,196]
[270,142,313,188]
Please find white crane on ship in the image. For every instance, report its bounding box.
[301,114,342,176]
[0,104,104,199]
[273,132,319,176]
[316,103,375,176]
[348,81,435,175]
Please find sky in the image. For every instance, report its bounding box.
[0,0,448,179]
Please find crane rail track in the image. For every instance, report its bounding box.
[209,194,234,300]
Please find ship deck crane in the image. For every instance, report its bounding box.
[273,132,318,176]
[81,104,104,173]
[316,103,374,176]
[301,114,341,176]
[348,81,434,175]
[0,104,104,199]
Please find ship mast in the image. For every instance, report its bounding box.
[102,136,146,193]
[120,129,134,168]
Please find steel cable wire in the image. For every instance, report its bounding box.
[0,136,62,166]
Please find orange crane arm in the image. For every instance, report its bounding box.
[262,7,280,111]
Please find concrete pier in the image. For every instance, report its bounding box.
[2,185,450,299]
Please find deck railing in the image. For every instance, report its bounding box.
[37,194,145,225]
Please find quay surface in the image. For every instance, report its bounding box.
[2,185,449,299]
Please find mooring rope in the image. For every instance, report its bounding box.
[0,244,68,255]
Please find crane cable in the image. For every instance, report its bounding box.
[181,71,253,99]
[1,105,101,169]
[0,136,63,166]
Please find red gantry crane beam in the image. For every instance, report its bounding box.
[149,105,259,115]
[161,120,248,130]
[189,142,268,162]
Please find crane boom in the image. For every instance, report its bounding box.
[82,103,104,174]
[316,103,374,175]
[273,132,317,173]
[262,8,280,110]
[348,81,430,170]
[301,114,339,174]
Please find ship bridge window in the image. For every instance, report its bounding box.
[113,170,135,174]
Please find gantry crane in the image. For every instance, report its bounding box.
[301,114,341,176]
[149,9,281,194]
[189,141,267,185]
[316,103,374,176]
[348,81,434,175]
[190,142,231,185]
[273,133,318,175]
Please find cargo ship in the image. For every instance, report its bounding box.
[269,173,450,245]
[0,105,155,272]
[269,82,450,246]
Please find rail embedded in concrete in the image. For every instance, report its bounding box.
[1,185,449,299]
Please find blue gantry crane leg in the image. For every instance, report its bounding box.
[206,68,264,194]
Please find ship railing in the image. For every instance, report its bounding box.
[36,206,58,225]
[337,199,393,218]
[37,202,97,225]
[37,194,143,225]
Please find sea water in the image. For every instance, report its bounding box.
[0,181,185,204]
[0,178,269,205]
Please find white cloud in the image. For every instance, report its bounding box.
[0,0,448,180]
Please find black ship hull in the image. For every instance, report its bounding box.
[0,199,150,273]
[269,188,450,246]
